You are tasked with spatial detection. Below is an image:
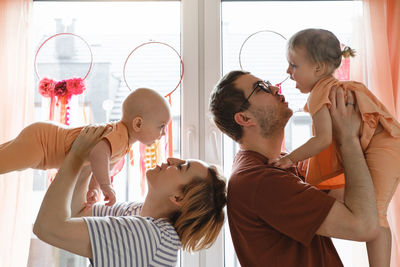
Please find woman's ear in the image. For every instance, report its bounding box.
[169,194,183,207]
[234,112,256,127]
[132,116,143,132]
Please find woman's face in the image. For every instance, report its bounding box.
[146,157,209,196]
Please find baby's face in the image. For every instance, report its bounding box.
[140,112,171,146]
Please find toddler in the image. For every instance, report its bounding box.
[271,28,400,267]
[0,88,171,207]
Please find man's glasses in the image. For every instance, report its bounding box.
[239,80,272,111]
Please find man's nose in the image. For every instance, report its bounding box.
[271,86,280,95]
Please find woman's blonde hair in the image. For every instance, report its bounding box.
[288,28,356,74]
[169,165,227,252]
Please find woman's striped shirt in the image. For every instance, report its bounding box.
[84,202,181,267]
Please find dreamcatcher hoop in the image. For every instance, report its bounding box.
[239,30,289,87]
[123,41,184,196]
[34,32,93,81]
[34,32,93,124]
[123,41,184,98]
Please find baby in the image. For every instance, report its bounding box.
[271,28,400,267]
[0,88,171,207]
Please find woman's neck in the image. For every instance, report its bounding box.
[140,194,174,220]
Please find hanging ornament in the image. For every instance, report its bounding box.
[35,32,93,125]
[123,41,184,197]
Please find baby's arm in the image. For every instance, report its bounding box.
[272,105,332,168]
[88,139,116,206]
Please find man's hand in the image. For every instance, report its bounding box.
[328,86,361,146]
[100,184,116,206]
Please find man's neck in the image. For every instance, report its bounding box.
[239,132,284,161]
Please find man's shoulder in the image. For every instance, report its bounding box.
[231,151,298,181]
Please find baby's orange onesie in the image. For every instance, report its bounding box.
[0,121,130,173]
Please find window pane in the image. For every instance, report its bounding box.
[31,2,181,266]
[222,1,362,267]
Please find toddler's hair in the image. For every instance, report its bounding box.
[288,28,356,73]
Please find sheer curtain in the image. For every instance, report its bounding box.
[0,0,34,267]
[351,0,400,266]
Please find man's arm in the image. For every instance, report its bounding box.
[316,87,379,241]
[33,126,111,258]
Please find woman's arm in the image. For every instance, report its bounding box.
[33,126,110,258]
[71,165,94,218]
[271,105,332,168]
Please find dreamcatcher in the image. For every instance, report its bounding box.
[35,33,92,125]
[123,41,184,195]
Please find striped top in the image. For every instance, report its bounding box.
[84,202,181,267]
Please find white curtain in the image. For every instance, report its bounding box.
[351,1,400,266]
[0,0,34,266]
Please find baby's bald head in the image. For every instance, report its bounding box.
[122,88,169,121]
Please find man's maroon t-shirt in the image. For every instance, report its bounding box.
[228,150,343,267]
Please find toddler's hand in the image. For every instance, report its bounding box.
[100,184,116,206]
[297,159,309,178]
[270,155,295,169]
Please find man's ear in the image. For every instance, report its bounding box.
[132,116,143,132]
[234,112,257,127]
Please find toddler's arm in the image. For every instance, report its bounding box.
[271,104,332,168]
[88,139,116,206]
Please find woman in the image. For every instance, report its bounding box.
[33,125,227,267]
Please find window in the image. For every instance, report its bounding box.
[221,1,364,266]
[30,2,181,266]
[28,1,367,266]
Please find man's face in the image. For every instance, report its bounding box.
[234,74,293,137]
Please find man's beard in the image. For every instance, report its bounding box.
[251,106,292,138]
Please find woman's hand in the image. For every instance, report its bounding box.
[33,124,113,259]
[70,125,113,161]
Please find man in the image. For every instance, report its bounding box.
[209,70,378,266]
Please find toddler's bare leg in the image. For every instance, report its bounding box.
[364,132,400,267]
[367,227,391,267]
[0,125,43,174]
